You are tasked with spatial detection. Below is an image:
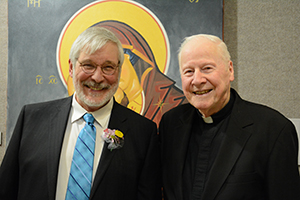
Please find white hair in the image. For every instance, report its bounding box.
[69,26,124,68]
[178,34,231,66]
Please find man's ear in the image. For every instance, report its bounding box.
[69,59,74,78]
[229,61,234,82]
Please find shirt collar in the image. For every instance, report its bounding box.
[71,93,114,127]
[199,92,235,124]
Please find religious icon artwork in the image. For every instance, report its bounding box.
[7,0,223,139]
[57,1,188,125]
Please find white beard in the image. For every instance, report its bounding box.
[73,77,119,109]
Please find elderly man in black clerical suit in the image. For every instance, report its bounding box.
[0,27,161,200]
[159,34,300,200]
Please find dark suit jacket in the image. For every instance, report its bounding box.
[159,89,300,200]
[0,96,161,200]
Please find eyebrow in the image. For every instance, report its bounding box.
[80,60,118,66]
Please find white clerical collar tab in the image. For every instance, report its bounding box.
[202,116,213,124]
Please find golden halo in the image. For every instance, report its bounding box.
[56,0,170,88]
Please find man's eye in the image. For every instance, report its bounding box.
[183,69,194,75]
[102,66,115,71]
[83,64,95,70]
[202,66,214,72]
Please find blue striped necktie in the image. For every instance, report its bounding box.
[65,113,96,200]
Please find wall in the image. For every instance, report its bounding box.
[225,0,300,118]
[0,0,299,172]
[0,0,8,161]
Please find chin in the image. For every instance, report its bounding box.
[193,102,212,111]
[75,81,119,110]
[84,96,110,107]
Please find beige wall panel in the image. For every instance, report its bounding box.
[0,0,8,162]
[225,0,300,118]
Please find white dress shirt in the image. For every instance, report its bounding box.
[55,94,113,200]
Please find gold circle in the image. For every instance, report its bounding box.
[56,0,170,88]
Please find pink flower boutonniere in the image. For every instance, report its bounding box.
[102,128,124,151]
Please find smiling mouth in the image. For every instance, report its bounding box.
[85,84,109,91]
[88,86,103,91]
[194,89,211,95]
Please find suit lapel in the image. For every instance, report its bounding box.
[202,93,253,200]
[47,97,72,200]
[173,106,197,198]
[90,101,128,198]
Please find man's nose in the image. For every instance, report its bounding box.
[90,67,105,83]
[192,69,206,85]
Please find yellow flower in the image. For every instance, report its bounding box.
[115,130,124,138]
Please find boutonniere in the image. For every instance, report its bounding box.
[102,128,124,151]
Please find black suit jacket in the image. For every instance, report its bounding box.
[0,96,161,200]
[159,89,300,200]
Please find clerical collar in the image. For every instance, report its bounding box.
[199,92,235,124]
[202,116,213,123]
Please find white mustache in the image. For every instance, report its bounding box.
[83,81,110,90]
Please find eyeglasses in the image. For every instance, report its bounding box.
[77,60,119,75]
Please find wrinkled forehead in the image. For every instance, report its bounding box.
[180,39,219,60]
[182,38,229,65]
